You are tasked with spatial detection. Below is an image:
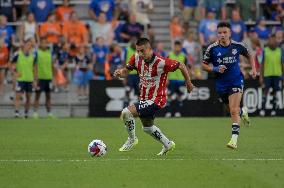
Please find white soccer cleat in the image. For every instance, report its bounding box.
[118,137,138,152]
[157,141,176,156]
[241,107,250,127]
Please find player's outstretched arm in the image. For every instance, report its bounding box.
[178,62,195,93]
[113,68,129,78]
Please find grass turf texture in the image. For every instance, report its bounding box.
[0,118,283,188]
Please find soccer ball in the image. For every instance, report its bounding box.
[88,139,107,157]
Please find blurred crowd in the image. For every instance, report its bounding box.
[0,0,283,99]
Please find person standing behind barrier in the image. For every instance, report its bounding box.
[11,38,37,118]
[33,37,55,119]
[165,41,189,118]
[74,45,93,100]
[122,38,139,107]
[0,37,9,95]
[259,34,284,116]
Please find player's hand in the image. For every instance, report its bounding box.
[186,81,195,93]
[218,65,227,73]
[113,69,122,78]
[251,68,257,79]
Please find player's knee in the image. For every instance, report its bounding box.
[230,108,240,116]
[121,108,132,120]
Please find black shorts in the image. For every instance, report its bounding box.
[264,76,281,92]
[217,86,243,104]
[16,81,33,93]
[134,100,161,119]
[37,79,52,93]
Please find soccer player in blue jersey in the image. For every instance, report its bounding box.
[202,22,257,149]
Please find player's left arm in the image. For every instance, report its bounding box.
[178,62,195,93]
[240,43,257,78]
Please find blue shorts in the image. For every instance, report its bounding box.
[217,85,243,104]
[37,79,52,93]
[134,100,161,119]
[16,81,33,93]
[264,76,281,92]
[168,80,185,96]
[74,70,93,86]
[127,74,140,95]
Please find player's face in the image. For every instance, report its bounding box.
[218,27,231,43]
[136,44,152,60]
[23,41,32,53]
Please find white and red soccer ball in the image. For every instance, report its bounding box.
[88,139,107,157]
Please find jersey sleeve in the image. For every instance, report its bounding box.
[164,58,180,73]
[126,55,136,70]
[239,43,250,58]
[203,46,212,64]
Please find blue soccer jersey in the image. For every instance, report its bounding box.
[203,40,250,93]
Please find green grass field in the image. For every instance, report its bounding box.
[0,117,283,188]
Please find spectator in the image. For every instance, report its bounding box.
[129,0,155,44]
[62,11,89,52]
[89,0,115,22]
[89,12,113,45]
[0,37,9,95]
[263,0,280,20]
[54,42,69,92]
[198,8,219,48]
[33,37,55,119]
[19,12,39,45]
[129,0,153,26]
[200,0,226,20]
[182,31,201,79]
[234,0,256,21]
[165,41,189,118]
[107,43,123,77]
[259,34,284,116]
[169,16,184,46]
[11,38,36,118]
[179,0,198,23]
[254,16,270,41]
[116,0,129,22]
[92,37,109,80]
[29,0,55,23]
[0,0,16,22]
[120,13,143,43]
[40,12,62,49]
[275,28,283,48]
[73,45,93,100]
[0,15,15,48]
[230,9,247,42]
[55,0,74,23]
[154,42,167,58]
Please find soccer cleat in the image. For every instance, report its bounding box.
[118,137,138,152]
[241,107,250,127]
[47,113,56,119]
[14,112,20,118]
[33,112,39,119]
[157,141,175,156]
[227,140,237,149]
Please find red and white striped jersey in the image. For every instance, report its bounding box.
[127,53,180,108]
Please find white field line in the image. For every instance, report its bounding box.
[0,158,283,162]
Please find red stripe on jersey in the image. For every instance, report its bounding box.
[147,85,156,100]
[150,59,160,77]
[154,73,168,107]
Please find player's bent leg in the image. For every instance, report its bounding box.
[240,106,250,127]
[119,105,139,152]
[141,118,175,155]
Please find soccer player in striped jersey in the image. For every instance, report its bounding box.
[202,22,257,149]
[114,38,194,155]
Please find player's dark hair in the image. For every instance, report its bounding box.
[217,22,231,30]
[136,37,151,46]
